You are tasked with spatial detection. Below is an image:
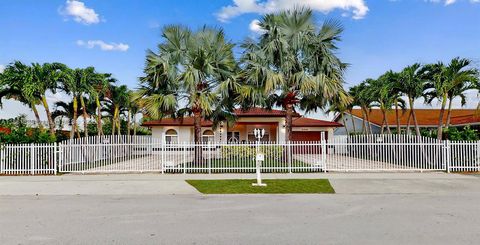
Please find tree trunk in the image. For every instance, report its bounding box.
[445,97,454,129]
[364,108,373,134]
[437,95,448,140]
[96,96,103,136]
[133,114,137,136]
[384,110,392,134]
[395,101,400,135]
[80,96,88,137]
[285,104,294,141]
[127,109,131,136]
[360,108,367,134]
[41,95,55,137]
[409,97,421,137]
[193,110,203,165]
[71,96,78,139]
[31,103,43,131]
[405,109,412,135]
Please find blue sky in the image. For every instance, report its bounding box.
[0,0,479,119]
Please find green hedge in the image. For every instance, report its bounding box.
[220,145,284,159]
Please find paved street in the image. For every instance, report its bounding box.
[1,173,480,245]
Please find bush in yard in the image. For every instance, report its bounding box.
[220,145,283,159]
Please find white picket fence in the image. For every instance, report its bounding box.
[0,143,57,175]
[1,135,480,175]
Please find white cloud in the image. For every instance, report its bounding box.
[0,65,5,73]
[76,40,129,52]
[60,0,101,25]
[249,19,265,34]
[217,0,369,22]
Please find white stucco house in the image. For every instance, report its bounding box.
[142,108,342,143]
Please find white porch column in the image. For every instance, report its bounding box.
[278,118,286,143]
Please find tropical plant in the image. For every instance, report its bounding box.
[104,85,130,135]
[0,66,44,128]
[137,25,237,163]
[60,67,98,138]
[0,61,63,136]
[91,73,116,136]
[238,8,349,141]
[423,58,479,140]
[398,63,426,136]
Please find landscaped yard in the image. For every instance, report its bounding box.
[186,179,335,194]
[171,158,320,173]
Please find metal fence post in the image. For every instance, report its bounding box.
[321,133,327,173]
[287,141,292,173]
[53,143,57,175]
[161,143,165,174]
[0,145,4,174]
[30,144,35,175]
[444,140,451,173]
[183,142,187,174]
[208,141,212,174]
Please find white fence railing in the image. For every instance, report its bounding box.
[0,143,57,175]
[1,135,480,175]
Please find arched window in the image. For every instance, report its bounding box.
[202,130,215,143]
[165,129,178,144]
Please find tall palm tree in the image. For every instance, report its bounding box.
[137,25,237,163]
[423,58,479,140]
[366,77,405,134]
[91,73,116,136]
[1,62,63,136]
[31,62,64,136]
[60,67,95,138]
[349,83,373,134]
[378,70,405,135]
[105,85,129,135]
[0,63,43,128]
[238,8,349,141]
[398,63,426,136]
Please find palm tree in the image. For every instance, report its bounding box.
[31,62,64,136]
[1,62,63,136]
[398,63,426,136]
[366,77,405,134]
[0,63,43,128]
[349,83,373,134]
[105,85,129,135]
[91,73,116,136]
[423,58,479,140]
[137,25,237,163]
[238,8,349,141]
[52,101,82,137]
[60,67,94,138]
[378,70,405,134]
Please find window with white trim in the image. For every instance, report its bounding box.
[202,130,215,143]
[165,129,178,144]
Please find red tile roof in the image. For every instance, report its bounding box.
[142,108,341,128]
[142,118,213,127]
[292,117,343,127]
[346,109,480,126]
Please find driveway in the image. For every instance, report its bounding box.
[1,173,479,245]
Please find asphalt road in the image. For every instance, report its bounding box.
[1,173,480,245]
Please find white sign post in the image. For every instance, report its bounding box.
[252,128,267,187]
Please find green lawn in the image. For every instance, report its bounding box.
[186,179,335,194]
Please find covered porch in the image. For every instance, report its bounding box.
[226,122,282,143]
